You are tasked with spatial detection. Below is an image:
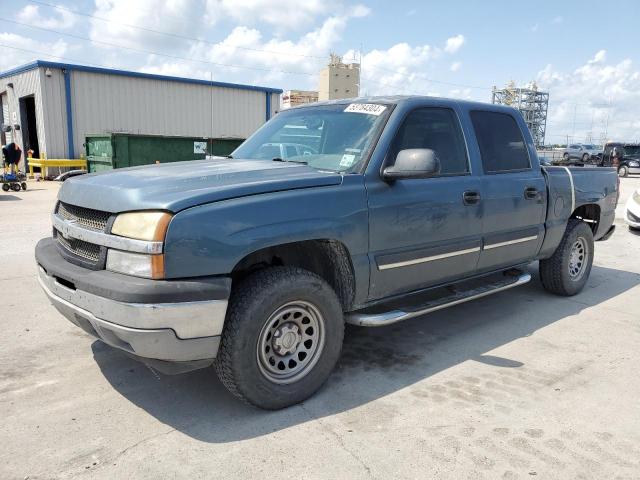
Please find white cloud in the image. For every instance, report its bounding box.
[16,5,77,30]
[0,33,68,70]
[537,50,640,142]
[139,8,367,86]
[551,15,564,24]
[204,0,359,31]
[444,34,465,54]
[530,23,539,32]
[90,0,206,51]
[589,49,607,64]
[450,61,462,72]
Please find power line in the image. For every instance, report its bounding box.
[0,43,112,69]
[1,18,318,77]
[29,0,330,60]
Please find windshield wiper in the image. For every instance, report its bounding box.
[272,157,308,165]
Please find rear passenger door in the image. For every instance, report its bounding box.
[469,110,546,272]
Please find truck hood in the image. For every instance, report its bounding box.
[58,158,343,212]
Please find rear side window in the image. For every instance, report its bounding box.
[470,111,530,173]
[388,107,469,175]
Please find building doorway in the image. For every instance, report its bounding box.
[19,95,40,159]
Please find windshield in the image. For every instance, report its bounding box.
[232,103,391,173]
[624,145,640,156]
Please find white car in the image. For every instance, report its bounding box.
[626,188,640,229]
[562,144,602,163]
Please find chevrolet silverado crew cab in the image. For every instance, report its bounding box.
[36,96,618,409]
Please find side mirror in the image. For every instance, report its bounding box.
[383,148,440,181]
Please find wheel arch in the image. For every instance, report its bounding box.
[231,239,357,311]
[570,203,600,234]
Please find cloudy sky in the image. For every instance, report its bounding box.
[1,0,639,144]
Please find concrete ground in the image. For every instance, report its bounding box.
[1,177,640,480]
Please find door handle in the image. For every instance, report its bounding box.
[463,190,481,205]
[524,187,539,200]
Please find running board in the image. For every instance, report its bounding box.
[346,271,531,327]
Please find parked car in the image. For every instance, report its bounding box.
[256,142,316,160]
[53,169,87,182]
[626,188,640,230]
[601,142,640,177]
[35,97,618,409]
[561,144,602,164]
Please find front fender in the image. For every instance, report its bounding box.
[163,175,369,279]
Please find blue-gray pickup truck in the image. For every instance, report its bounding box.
[36,96,618,409]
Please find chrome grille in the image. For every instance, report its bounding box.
[57,202,111,232]
[55,230,101,262]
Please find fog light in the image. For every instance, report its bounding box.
[106,249,164,279]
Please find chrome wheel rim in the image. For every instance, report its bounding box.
[568,237,588,280]
[257,301,325,384]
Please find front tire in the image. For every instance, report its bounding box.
[215,266,344,409]
[618,166,628,177]
[539,219,594,296]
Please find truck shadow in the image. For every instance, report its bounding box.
[92,263,639,443]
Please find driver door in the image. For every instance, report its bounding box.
[365,106,483,300]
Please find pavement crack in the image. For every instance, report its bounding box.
[72,427,177,477]
[298,403,376,479]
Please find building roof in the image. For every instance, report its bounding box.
[0,60,282,94]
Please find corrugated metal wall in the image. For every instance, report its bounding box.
[69,70,270,158]
[0,68,45,155]
[38,67,69,158]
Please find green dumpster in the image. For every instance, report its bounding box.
[85,134,244,173]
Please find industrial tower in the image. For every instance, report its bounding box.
[492,81,549,147]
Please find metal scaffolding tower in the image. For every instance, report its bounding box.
[492,81,549,147]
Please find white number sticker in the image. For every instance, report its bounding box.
[339,154,356,167]
[344,103,387,116]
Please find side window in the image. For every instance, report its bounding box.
[388,107,469,175]
[470,111,530,173]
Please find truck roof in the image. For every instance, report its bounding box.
[291,95,519,114]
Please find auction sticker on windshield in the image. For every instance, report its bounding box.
[344,104,387,115]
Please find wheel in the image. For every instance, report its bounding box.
[618,166,628,177]
[215,266,344,409]
[1,183,9,192]
[563,153,570,162]
[582,153,590,162]
[21,182,27,190]
[11,183,21,192]
[539,219,594,296]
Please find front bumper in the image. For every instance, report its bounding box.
[36,238,230,368]
[627,166,640,175]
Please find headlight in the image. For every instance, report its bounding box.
[106,249,164,279]
[633,190,640,203]
[629,161,639,167]
[111,211,172,241]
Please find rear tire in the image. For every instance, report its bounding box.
[582,153,590,162]
[21,182,27,190]
[539,219,594,296]
[215,266,344,409]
